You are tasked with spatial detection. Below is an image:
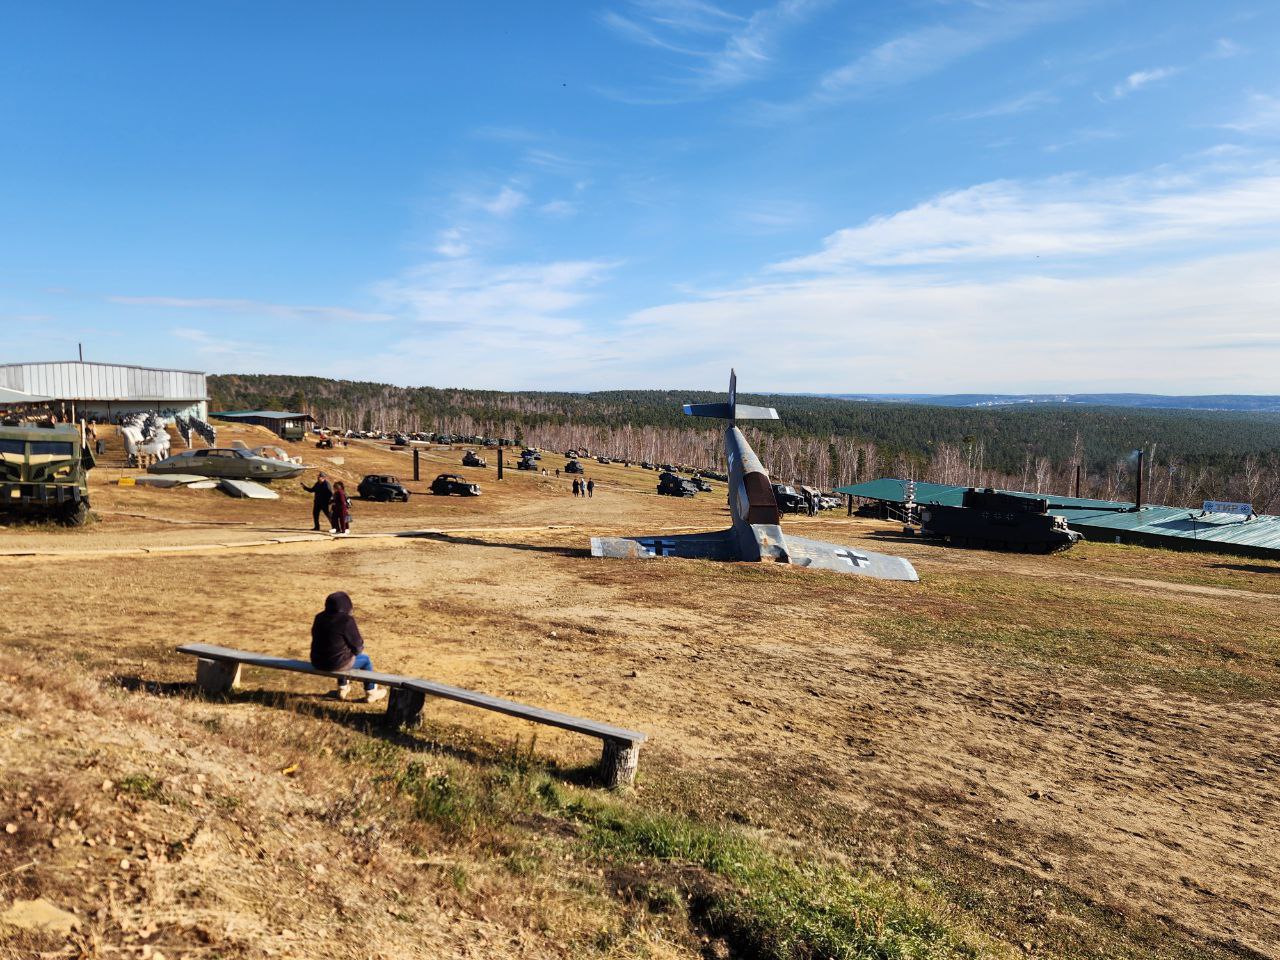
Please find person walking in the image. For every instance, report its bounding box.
[572,478,580,497]
[331,481,351,535]
[302,472,334,531]
[310,591,385,702]
[586,478,594,498]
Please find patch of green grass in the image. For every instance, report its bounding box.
[116,772,166,801]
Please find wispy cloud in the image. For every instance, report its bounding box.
[599,0,826,101]
[111,296,393,324]
[1222,92,1280,136]
[955,88,1058,121]
[479,185,528,217]
[434,228,470,258]
[1209,37,1242,60]
[172,328,268,359]
[771,166,1280,272]
[1106,66,1178,100]
[757,0,1080,118]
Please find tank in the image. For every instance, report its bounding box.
[462,450,487,467]
[657,471,698,497]
[0,422,95,526]
[919,488,1083,553]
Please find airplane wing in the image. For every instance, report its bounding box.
[590,530,737,560]
[782,534,919,582]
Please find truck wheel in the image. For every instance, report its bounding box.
[63,501,89,527]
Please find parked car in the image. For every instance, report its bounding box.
[430,473,481,496]
[771,483,808,513]
[358,474,411,502]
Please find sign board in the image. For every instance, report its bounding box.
[1203,500,1252,516]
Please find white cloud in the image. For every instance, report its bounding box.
[1222,92,1280,136]
[758,0,1079,118]
[480,186,528,217]
[772,168,1280,272]
[172,328,267,359]
[112,296,393,324]
[1107,66,1178,100]
[956,88,1058,120]
[434,228,470,258]
[539,199,579,217]
[1210,37,1242,60]
[599,0,825,100]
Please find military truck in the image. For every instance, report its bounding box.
[0,422,95,525]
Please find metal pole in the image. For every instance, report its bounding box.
[497,448,504,480]
[413,448,420,482]
[1134,450,1143,510]
[1074,464,1081,498]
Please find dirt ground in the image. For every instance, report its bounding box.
[2,424,1278,958]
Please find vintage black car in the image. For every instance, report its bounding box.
[657,471,699,497]
[430,473,481,496]
[564,459,585,474]
[771,483,809,513]
[462,450,487,467]
[358,474,411,502]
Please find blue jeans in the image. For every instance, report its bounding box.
[337,652,377,691]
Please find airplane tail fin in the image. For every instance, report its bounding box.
[683,369,780,422]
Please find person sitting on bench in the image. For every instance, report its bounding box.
[310,591,386,703]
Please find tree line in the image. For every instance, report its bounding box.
[210,373,1280,512]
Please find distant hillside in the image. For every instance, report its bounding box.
[828,393,1280,412]
[209,373,1280,510]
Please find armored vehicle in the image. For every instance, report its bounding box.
[640,462,655,470]
[0,422,95,525]
[919,488,1083,553]
[690,476,713,492]
[516,456,537,471]
[358,474,410,502]
[565,459,585,474]
[657,471,698,497]
[430,473,481,496]
[462,450,487,468]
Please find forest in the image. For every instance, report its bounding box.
[210,373,1280,512]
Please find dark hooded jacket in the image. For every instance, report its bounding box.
[310,591,364,670]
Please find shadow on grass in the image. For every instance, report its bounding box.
[110,673,600,788]
[1210,562,1280,575]
[420,531,590,557]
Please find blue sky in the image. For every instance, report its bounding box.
[3,1,1279,392]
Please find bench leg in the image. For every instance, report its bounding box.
[195,658,241,694]
[599,738,640,789]
[385,688,426,729]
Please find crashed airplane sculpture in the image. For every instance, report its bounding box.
[591,371,919,582]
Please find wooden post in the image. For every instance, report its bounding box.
[385,687,426,729]
[599,738,640,789]
[413,448,420,482]
[497,448,504,480]
[195,658,241,694]
[846,494,853,517]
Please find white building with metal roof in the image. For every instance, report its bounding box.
[0,361,208,421]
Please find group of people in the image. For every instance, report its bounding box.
[302,471,352,535]
[572,477,594,498]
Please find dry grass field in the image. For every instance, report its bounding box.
[2,424,1277,958]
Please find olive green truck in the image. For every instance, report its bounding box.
[0,423,95,525]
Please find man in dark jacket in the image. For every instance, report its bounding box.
[586,478,594,498]
[310,591,385,702]
[302,472,334,531]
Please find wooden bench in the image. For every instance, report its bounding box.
[175,643,647,788]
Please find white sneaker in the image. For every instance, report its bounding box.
[365,686,387,704]
[329,685,354,700]
[329,528,337,534]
